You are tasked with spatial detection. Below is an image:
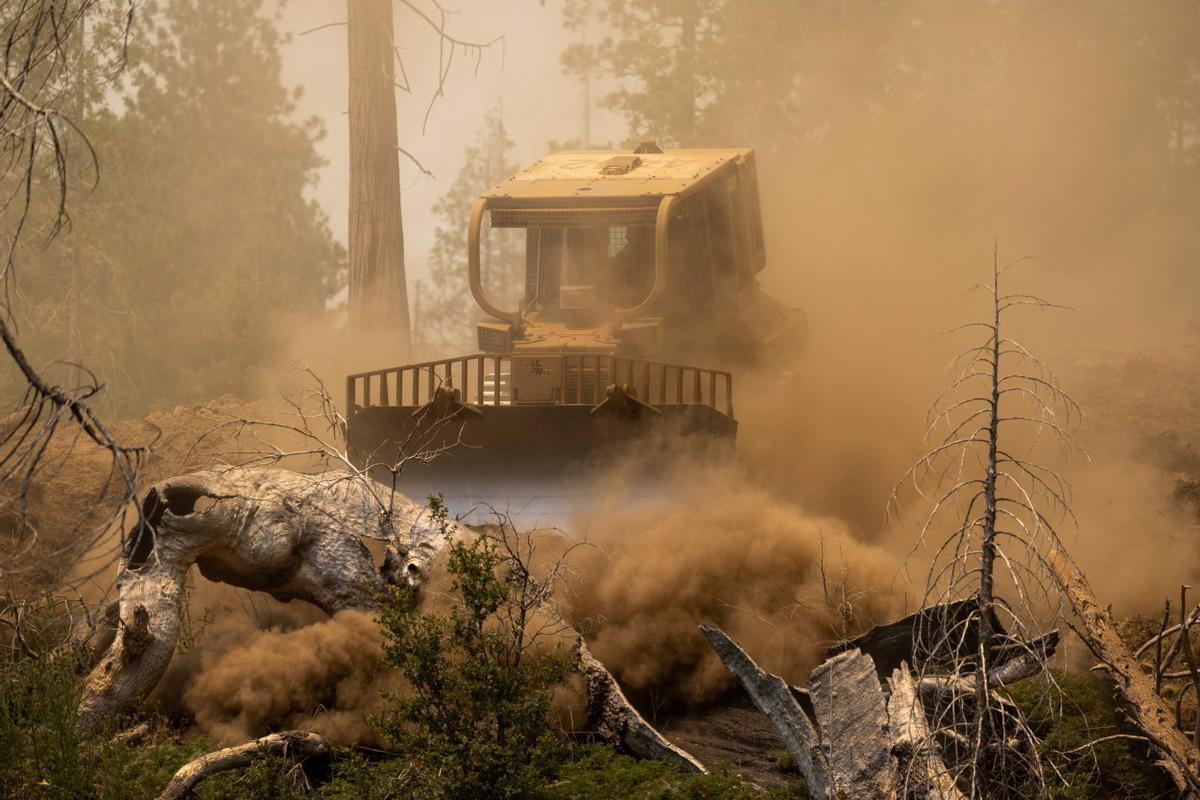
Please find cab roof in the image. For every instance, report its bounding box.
[481,147,752,204]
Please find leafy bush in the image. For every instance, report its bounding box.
[1007,670,1175,799]
[0,645,89,799]
[546,745,808,800]
[374,497,572,800]
[0,601,203,800]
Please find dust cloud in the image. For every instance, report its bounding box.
[712,3,1200,614]
[560,465,902,706]
[152,582,394,746]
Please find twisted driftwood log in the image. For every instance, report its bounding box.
[157,730,332,800]
[700,624,835,797]
[79,467,468,729]
[576,637,705,773]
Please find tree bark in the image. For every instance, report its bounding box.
[808,648,896,799]
[348,0,410,355]
[888,662,968,800]
[157,730,331,800]
[1048,548,1200,795]
[78,467,464,728]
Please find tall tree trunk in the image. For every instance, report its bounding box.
[678,5,697,145]
[347,0,410,357]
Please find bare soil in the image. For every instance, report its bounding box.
[662,693,805,790]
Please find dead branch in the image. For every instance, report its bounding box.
[574,637,705,774]
[916,631,1060,694]
[1155,600,1171,694]
[156,730,331,800]
[1,2,144,592]
[1178,587,1200,749]
[1047,547,1200,794]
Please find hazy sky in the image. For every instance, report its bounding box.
[278,0,624,285]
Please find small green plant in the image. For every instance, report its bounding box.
[0,647,88,799]
[546,745,808,799]
[374,495,572,800]
[0,598,205,800]
[1007,670,1176,799]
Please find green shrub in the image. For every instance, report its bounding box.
[0,599,203,800]
[374,497,572,800]
[93,732,207,800]
[0,645,89,799]
[1007,670,1175,799]
[546,745,808,800]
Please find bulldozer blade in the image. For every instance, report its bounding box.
[346,403,736,524]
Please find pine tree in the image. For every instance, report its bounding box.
[8,0,344,415]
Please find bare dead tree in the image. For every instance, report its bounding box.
[0,1,143,595]
[889,245,1084,799]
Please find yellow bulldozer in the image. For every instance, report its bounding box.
[345,145,803,518]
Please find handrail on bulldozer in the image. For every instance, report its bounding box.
[467,195,673,325]
[346,352,733,418]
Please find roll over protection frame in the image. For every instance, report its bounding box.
[467,195,674,325]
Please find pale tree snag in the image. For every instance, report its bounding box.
[348,0,410,353]
[79,467,468,729]
[1048,548,1200,795]
[888,252,1082,797]
[574,637,705,774]
[888,663,967,800]
[157,730,332,800]
[808,649,896,799]
[699,624,835,798]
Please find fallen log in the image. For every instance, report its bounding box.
[831,600,1055,684]
[157,730,331,800]
[575,637,705,774]
[80,467,467,729]
[699,624,834,798]
[915,630,1060,695]
[1048,548,1200,796]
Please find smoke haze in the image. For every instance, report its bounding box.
[13,0,1196,744]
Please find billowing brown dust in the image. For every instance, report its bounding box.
[562,466,902,705]
[153,586,393,746]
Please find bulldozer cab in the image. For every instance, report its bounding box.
[345,146,800,522]
[469,147,771,366]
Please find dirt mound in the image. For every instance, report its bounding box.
[1,395,303,595]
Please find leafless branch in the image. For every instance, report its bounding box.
[1,0,144,594]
